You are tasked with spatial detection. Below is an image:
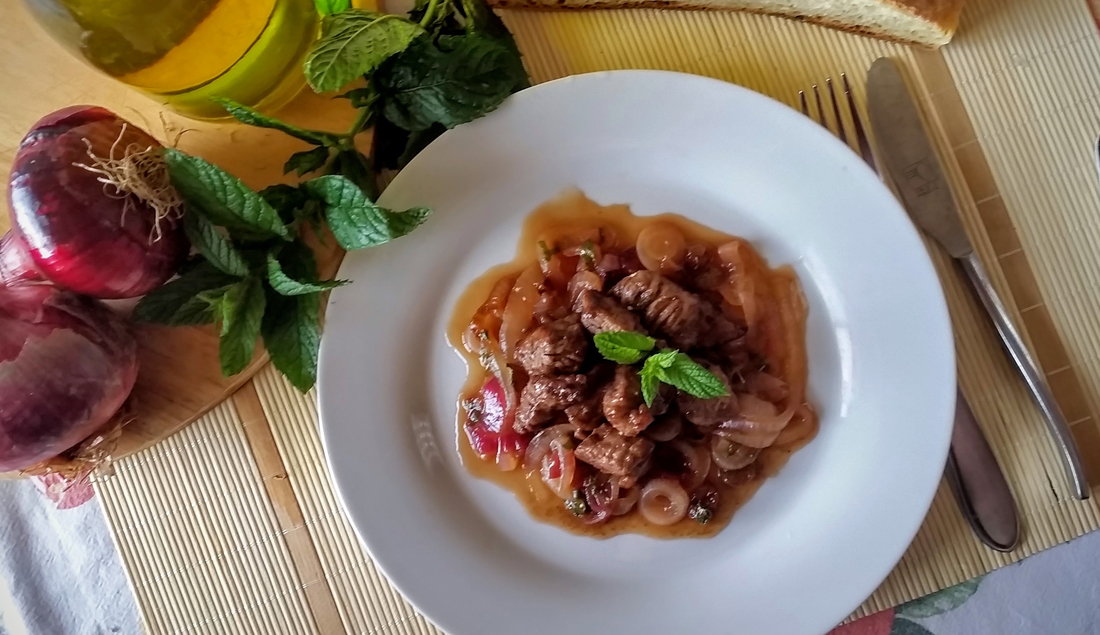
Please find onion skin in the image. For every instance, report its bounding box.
[0,285,138,472]
[5,105,187,298]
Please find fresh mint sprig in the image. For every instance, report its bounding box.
[139,0,528,392]
[592,331,730,406]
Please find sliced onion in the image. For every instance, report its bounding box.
[611,487,640,516]
[524,424,574,470]
[745,371,789,403]
[709,462,762,488]
[499,265,543,358]
[645,414,683,442]
[541,437,577,499]
[709,436,760,471]
[567,270,603,306]
[670,440,711,489]
[772,404,817,446]
[639,478,689,526]
[636,223,686,274]
[714,394,795,448]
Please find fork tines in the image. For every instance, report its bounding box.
[799,74,876,171]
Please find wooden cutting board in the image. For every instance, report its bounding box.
[0,3,354,469]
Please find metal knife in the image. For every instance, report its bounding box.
[866,57,1090,502]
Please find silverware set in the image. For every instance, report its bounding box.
[798,58,1093,550]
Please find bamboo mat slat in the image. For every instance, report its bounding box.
[92,0,1100,632]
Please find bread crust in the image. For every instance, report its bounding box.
[488,0,965,47]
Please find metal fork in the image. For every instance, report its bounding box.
[800,75,1020,552]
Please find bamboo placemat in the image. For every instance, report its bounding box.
[89,0,1100,632]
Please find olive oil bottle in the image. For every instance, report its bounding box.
[23,0,320,119]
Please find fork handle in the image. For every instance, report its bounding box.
[959,252,1090,500]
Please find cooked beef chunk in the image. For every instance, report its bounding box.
[576,289,645,335]
[678,362,739,427]
[574,424,654,487]
[611,270,705,349]
[515,374,588,434]
[565,391,604,432]
[601,366,653,436]
[696,302,746,349]
[514,314,587,375]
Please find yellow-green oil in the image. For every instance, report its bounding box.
[37,0,320,119]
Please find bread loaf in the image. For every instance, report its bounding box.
[488,0,966,47]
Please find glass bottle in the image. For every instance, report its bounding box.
[22,0,320,120]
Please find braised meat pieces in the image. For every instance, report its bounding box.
[574,425,654,488]
[514,314,588,375]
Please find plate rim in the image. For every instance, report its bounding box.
[318,69,956,635]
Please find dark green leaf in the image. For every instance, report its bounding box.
[658,352,729,399]
[330,149,380,201]
[215,99,342,146]
[133,262,241,325]
[339,86,379,109]
[218,276,267,376]
[593,331,656,365]
[304,11,424,93]
[260,184,309,225]
[371,117,445,171]
[182,211,250,277]
[267,253,347,295]
[262,288,322,392]
[888,619,935,635]
[410,0,454,33]
[261,244,323,391]
[376,34,526,131]
[314,0,351,15]
[640,371,659,408]
[163,149,289,241]
[897,577,984,619]
[304,175,431,249]
[284,146,331,176]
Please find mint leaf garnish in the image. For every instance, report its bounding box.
[659,353,730,400]
[305,12,424,93]
[640,371,660,408]
[304,175,430,249]
[593,331,656,365]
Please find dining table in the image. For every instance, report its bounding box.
[2,0,1100,632]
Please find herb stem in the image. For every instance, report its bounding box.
[345,107,373,139]
[419,0,441,27]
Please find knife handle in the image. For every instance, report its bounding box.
[959,251,1090,500]
[945,388,1019,551]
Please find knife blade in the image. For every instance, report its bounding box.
[866,57,1090,501]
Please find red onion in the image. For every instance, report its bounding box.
[3,106,187,299]
[0,285,137,472]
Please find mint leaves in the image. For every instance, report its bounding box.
[141,0,526,392]
[593,332,729,406]
[305,12,425,93]
[593,331,656,364]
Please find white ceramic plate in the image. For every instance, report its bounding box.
[319,70,955,635]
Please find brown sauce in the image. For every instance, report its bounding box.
[446,191,818,538]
